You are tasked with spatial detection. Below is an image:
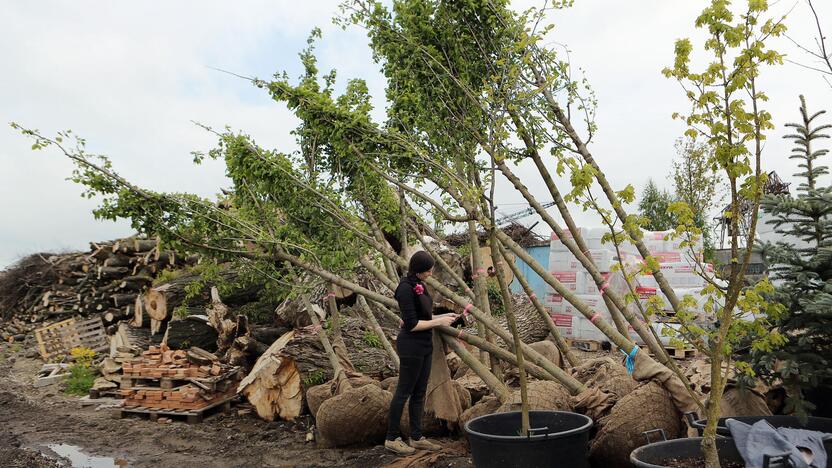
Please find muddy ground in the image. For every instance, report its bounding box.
[0,338,473,468]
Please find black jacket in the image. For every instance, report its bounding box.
[394,274,433,356]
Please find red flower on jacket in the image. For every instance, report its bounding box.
[413,284,425,295]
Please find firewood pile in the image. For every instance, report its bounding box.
[0,237,196,340]
[119,345,241,412]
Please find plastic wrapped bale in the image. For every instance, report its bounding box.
[307,376,381,420]
[572,357,636,401]
[589,382,683,468]
[316,385,393,447]
[459,395,502,428]
[497,380,573,413]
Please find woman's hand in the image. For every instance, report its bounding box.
[431,314,459,328]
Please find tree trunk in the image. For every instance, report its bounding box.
[237,330,303,422]
[357,295,399,369]
[162,316,219,351]
[491,239,529,435]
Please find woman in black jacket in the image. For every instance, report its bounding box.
[384,251,458,455]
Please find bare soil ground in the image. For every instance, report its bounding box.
[0,339,473,467]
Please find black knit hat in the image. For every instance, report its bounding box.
[408,250,435,275]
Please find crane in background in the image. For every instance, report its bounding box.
[495,201,556,226]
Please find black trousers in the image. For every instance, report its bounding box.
[386,352,432,441]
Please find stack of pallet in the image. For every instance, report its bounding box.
[118,345,241,421]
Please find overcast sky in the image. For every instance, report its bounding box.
[1,0,830,269]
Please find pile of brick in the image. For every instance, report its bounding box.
[119,344,241,412]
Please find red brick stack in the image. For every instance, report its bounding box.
[119,344,240,411]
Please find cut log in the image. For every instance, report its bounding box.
[238,330,303,422]
[132,238,159,253]
[109,322,157,358]
[111,293,137,308]
[132,295,144,328]
[280,315,398,382]
[119,275,153,292]
[103,254,132,268]
[205,287,237,354]
[187,347,220,365]
[97,266,129,280]
[162,315,218,351]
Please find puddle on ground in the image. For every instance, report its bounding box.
[44,444,128,467]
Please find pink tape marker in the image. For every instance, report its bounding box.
[463,303,473,315]
[529,293,537,300]
[458,329,465,339]
[600,282,610,294]
[590,312,602,324]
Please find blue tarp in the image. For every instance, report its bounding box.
[509,244,549,298]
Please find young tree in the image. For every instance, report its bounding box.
[637,179,676,231]
[663,1,788,464]
[671,137,724,254]
[751,95,832,418]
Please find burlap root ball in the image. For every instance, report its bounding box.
[498,380,573,413]
[528,340,562,368]
[720,386,772,418]
[316,384,393,447]
[589,382,683,468]
[459,395,501,429]
[380,376,398,392]
[307,376,381,420]
[306,383,333,419]
[572,357,637,401]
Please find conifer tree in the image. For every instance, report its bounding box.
[753,95,832,417]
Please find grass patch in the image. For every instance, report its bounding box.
[64,365,97,395]
[64,347,97,396]
[362,330,382,349]
[302,369,326,386]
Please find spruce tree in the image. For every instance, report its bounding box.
[753,95,832,417]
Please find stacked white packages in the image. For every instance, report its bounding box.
[544,228,716,344]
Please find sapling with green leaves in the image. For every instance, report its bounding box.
[661,1,789,464]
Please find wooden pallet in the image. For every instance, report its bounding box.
[639,344,697,360]
[120,367,241,390]
[567,339,602,352]
[664,346,697,360]
[34,317,109,361]
[34,363,70,387]
[34,319,77,361]
[61,317,109,355]
[89,387,125,399]
[120,376,191,390]
[113,394,236,423]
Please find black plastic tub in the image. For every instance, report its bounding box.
[692,415,832,437]
[464,411,593,468]
[630,437,744,468]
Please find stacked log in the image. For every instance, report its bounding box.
[0,237,194,340]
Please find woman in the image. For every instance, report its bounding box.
[385,251,459,455]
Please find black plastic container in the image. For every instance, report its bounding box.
[464,411,593,468]
[692,415,832,437]
[630,437,745,468]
